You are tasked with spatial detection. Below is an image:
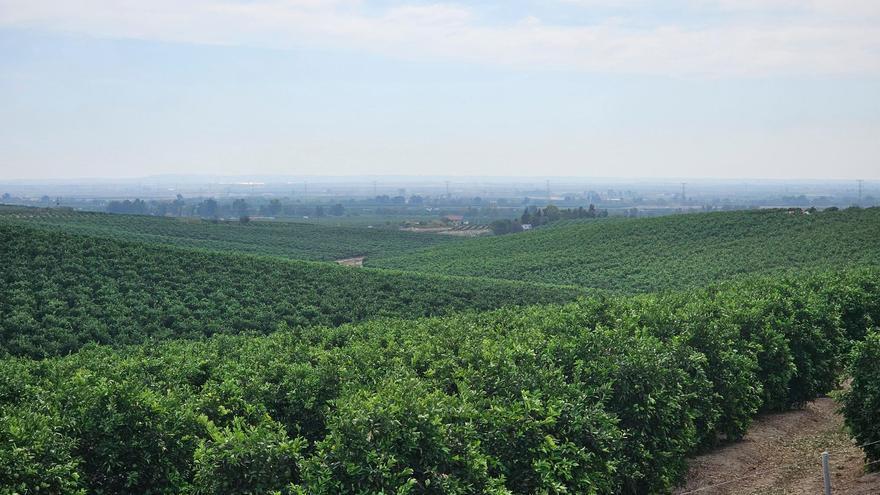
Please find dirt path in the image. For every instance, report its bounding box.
[674,397,880,495]
[335,256,365,267]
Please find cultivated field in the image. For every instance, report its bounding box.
[0,206,462,261]
[2,206,879,494]
[369,208,880,292]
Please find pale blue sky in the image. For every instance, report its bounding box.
[1,0,879,179]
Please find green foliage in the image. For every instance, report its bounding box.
[0,206,460,261]
[708,277,846,410]
[369,208,880,292]
[59,373,202,494]
[808,270,880,343]
[3,205,879,492]
[193,416,306,494]
[2,269,875,494]
[0,223,583,358]
[0,405,85,495]
[841,330,880,470]
[301,377,498,494]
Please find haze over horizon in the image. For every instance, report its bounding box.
[1,173,876,184]
[2,0,879,180]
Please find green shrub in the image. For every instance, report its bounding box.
[591,329,706,492]
[58,373,202,494]
[301,377,500,495]
[714,278,845,410]
[811,269,880,343]
[192,416,306,494]
[841,330,880,470]
[606,294,762,445]
[0,406,85,495]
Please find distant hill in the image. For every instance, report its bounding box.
[0,206,460,261]
[368,207,880,292]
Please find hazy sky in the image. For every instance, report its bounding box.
[1,0,879,180]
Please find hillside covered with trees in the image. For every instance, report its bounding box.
[2,205,879,494]
[0,223,582,358]
[0,206,461,262]
[369,207,880,292]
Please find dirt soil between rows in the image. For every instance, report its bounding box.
[674,396,880,495]
[335,256,365,267]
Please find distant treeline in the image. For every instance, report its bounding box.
[521,204,608,225]
[107,197,347,219]
[104,196,518,222]
[489,204,609,234]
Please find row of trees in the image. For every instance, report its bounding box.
[488,205,610,235]
[102,196,619,225]
[106,198,151,215]
[101,196,619,225]
[520,204,608,226]
[842,330,880,469]
[108,196,187,216]
[1,268,878,493]
[106,196,349,219]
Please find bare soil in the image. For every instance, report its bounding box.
[335,256,365,267]
[437,228,492,237]
[398,227,450,233]
[675,397,880,495]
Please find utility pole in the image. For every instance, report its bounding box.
[681,182,687,203]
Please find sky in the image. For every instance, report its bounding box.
[1,0,879,180]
